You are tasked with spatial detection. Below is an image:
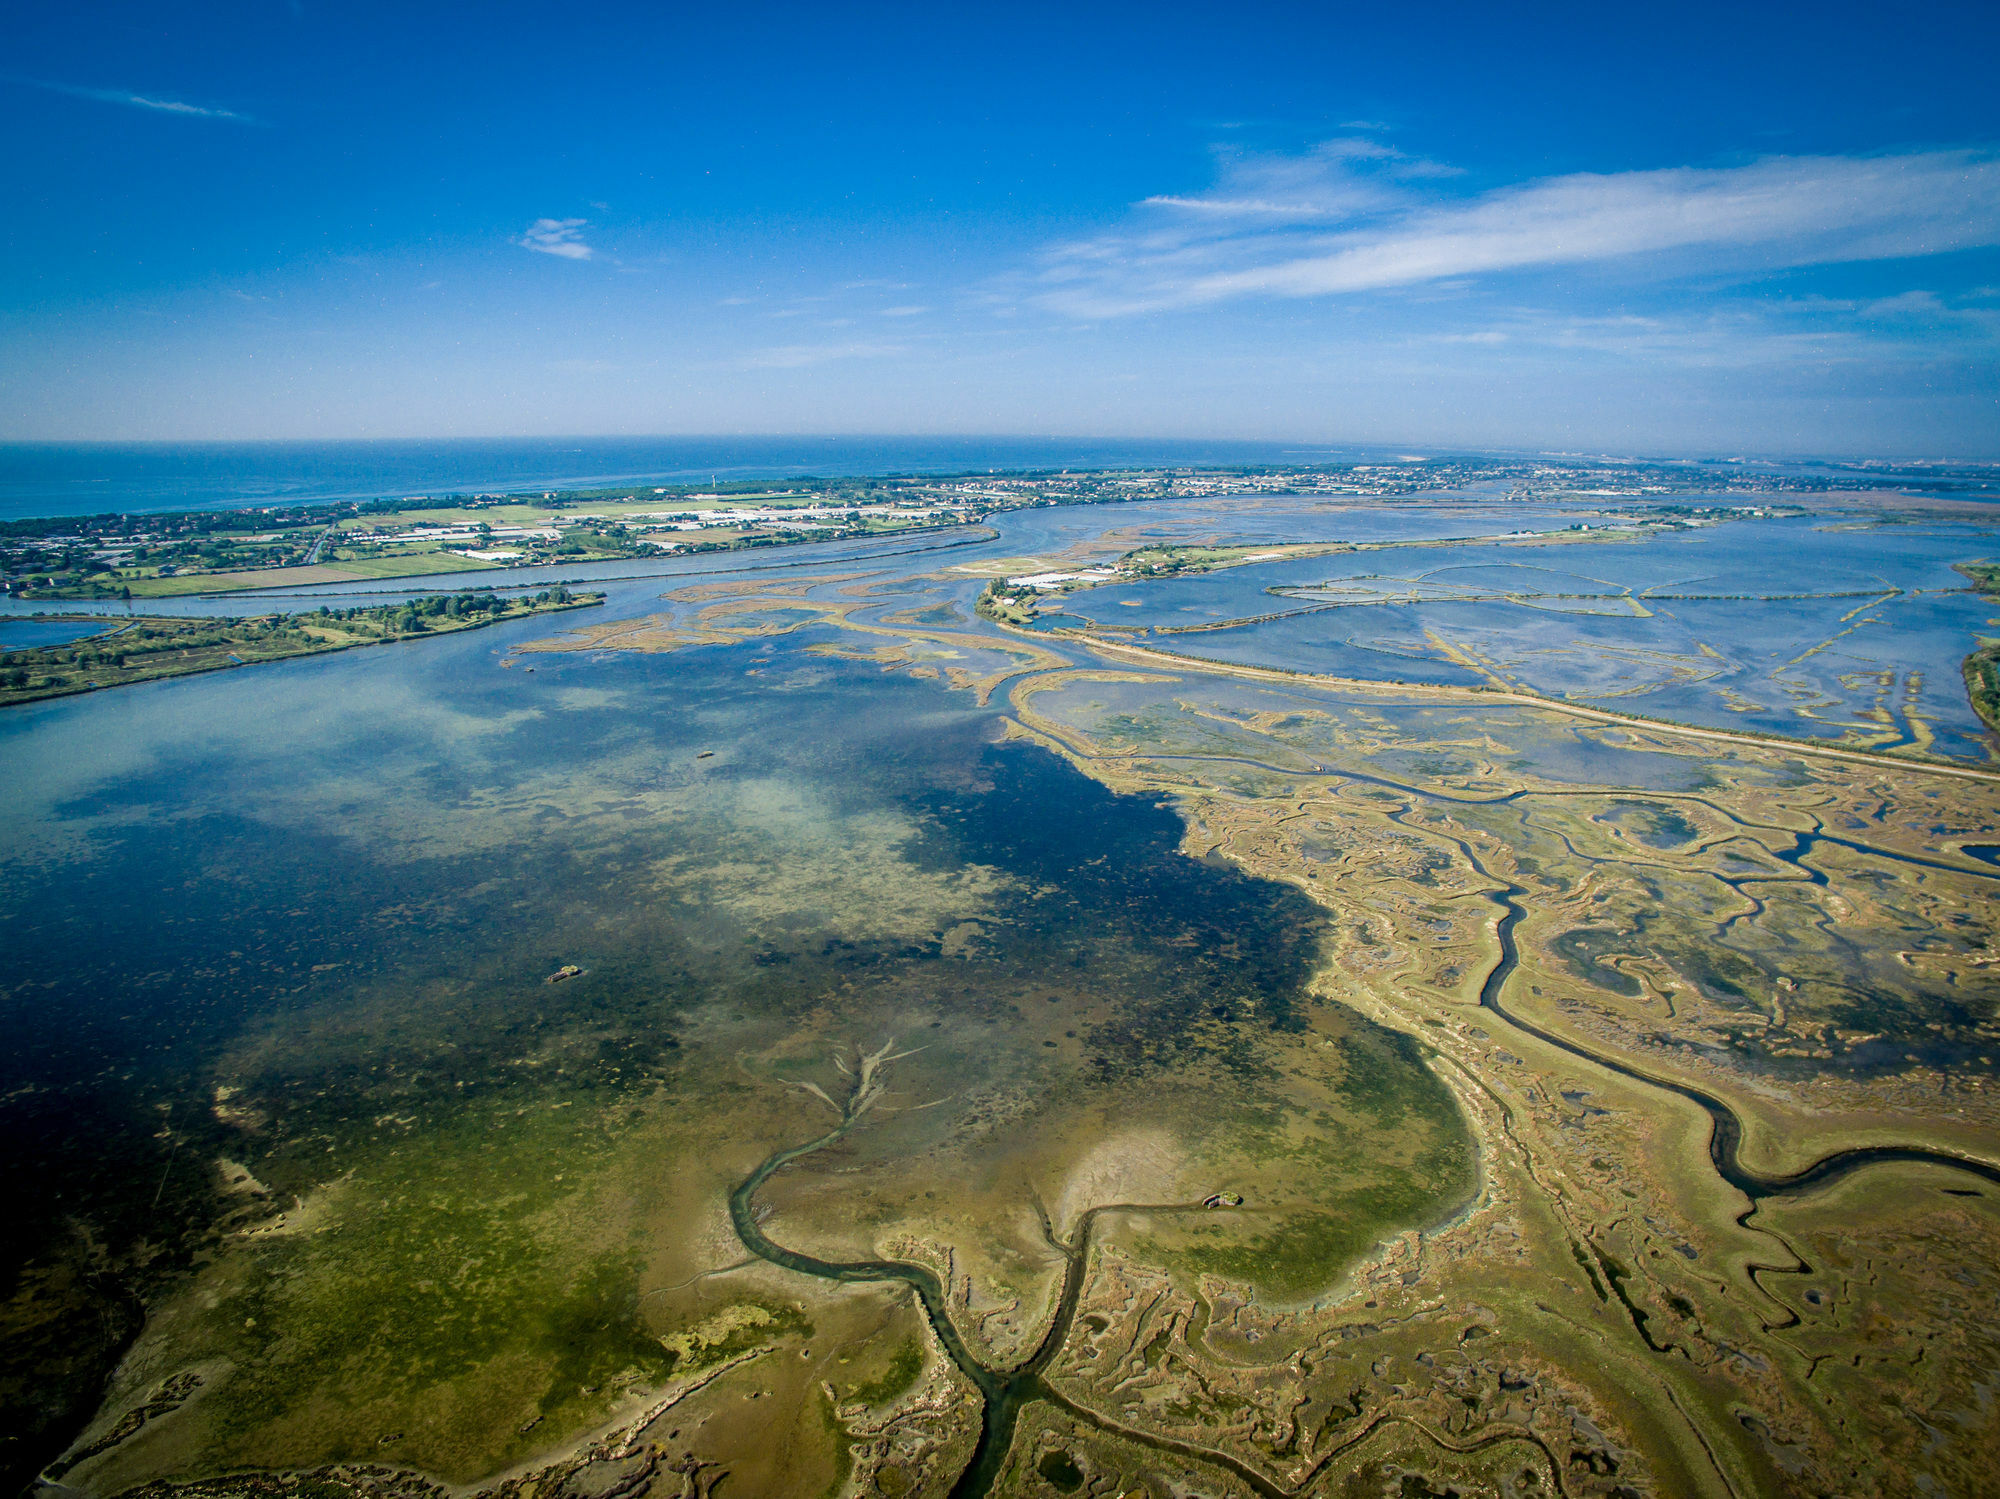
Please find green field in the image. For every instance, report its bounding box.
[87,551,502,598]
[115,567,357,597]
[319,549,502,578]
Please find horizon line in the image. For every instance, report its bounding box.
[2,433,1997,468]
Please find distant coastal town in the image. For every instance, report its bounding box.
[0,454,1956,601]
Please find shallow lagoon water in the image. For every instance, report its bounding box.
[0,618,117,648]
[0,564,1474,1489]
[1049,514,2000,757]
[0,491,1674,622]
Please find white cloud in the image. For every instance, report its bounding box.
[1133,136,1443,223]
[516,218,594,260]
[25,78,252,121]
[1399,291,2000,373]
[1033,146,2000,317]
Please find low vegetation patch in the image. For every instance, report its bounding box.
[0,589,598,708]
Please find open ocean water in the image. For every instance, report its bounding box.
[6,438,1994,522]
[0,437,1390,520]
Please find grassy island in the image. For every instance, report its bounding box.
[974,578,1042,626]
[0,589,600,708]
[1958,562,2000,734]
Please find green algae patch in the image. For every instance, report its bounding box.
[816,1384,856,1498]
[98,1093,683,1486]
[659,1300,811,1376]
[1127,1085,1476,1303]
[1155,1211,1377,1299]
[1036,1448,1086,1491]
[1136,1171,1457,1303]
[1333,1027,1462,1129]
[1550,927,1645,998]
[845,1336,924,1406]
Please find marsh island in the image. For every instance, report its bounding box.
[0,591,597,708]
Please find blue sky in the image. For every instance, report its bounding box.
[5,0,1999,454]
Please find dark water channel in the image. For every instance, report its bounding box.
[730,1128,1296,1499]
[729,1125,1061,1499]
[1465,864,2000,1201]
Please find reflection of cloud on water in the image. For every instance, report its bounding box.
[0,647,560,867]
[3,636,1017,952]
[644,777,1014,946]
[1151,565,1994,757]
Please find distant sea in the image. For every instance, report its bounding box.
[6,437,1991,523]
[0,437,1399,522]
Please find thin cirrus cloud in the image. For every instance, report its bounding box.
[739,342,906,369]
[1033,145,2000,317]
[516,218,594,260]
[19,77,253,122]
[1136,136,1457,220]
